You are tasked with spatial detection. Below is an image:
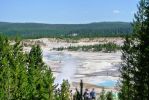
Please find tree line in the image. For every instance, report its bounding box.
[53,42,120,53]
[0,22,132,39]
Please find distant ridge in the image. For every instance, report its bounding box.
[0,22,132,38]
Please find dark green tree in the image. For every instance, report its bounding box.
[120,0,149,99]
[106,91,113,100]
[119,35,134,100]
[74,80,83,100]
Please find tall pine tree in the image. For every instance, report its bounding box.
[119,35,134,100]
[0,36,29,99]
[28,45,55,99]
[120,0,149,99]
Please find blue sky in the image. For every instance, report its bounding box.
[0,0,139,24]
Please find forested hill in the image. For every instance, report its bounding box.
[0,22,132,38]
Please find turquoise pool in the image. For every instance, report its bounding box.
[98,80,116,87]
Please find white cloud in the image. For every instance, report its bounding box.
[113,10,120,14]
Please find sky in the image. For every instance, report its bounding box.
[0,0,139,24]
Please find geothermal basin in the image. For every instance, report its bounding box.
[43,50,121,89]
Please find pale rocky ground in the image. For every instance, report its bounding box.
[23,37,123,93]
[23,37,124,48]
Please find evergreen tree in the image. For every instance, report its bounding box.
[0,36,55,99]
[28,45,55,99]
[43,69,55,100]
[60,80,70,100]
[0,36,29,99]
[99,88,106,100]
[0,36,13,99]
[106,91,113,100]
[0,36,10,99]
[120,0,149,99]
[119,35,134,100]
[10,40,29,99]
